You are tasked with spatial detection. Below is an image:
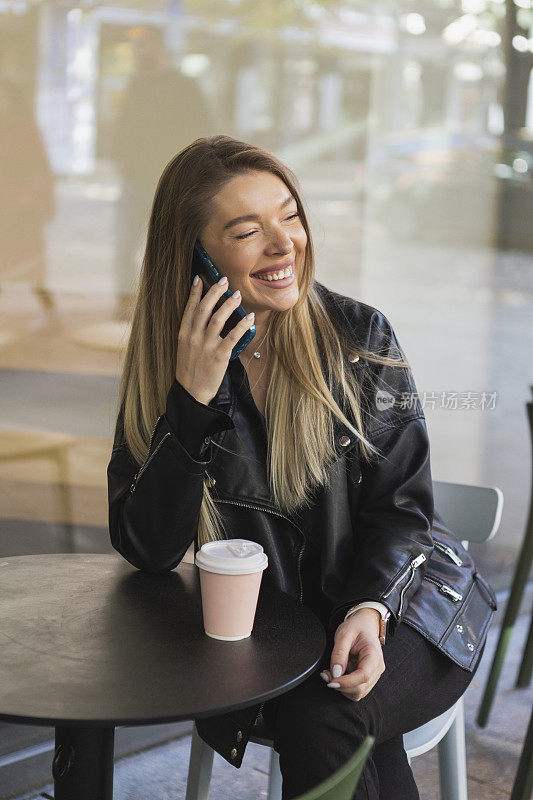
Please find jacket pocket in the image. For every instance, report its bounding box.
[473,570,497,610]
[433,538,463,566]
[439,574,497,670]
[423,573,464,603]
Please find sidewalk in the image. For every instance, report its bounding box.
[12,607,532,800]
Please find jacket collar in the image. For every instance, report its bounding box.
[211,356,360,462]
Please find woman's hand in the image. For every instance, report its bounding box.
[320,608,385,702]
[176,275,255,406]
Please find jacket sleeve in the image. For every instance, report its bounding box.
[327,308,435,637]
[343,602,389,623]
[107,380,235,573]
[165,379,231,461]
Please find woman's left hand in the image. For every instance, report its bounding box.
[320,608,385,702]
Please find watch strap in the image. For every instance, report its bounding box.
[343,602,391,645]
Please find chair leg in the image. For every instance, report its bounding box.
[515,608,533,689]
[55,449,75,551]
[437,698,468,800]
[267,747,283,800]
[509,705,533,800]
[185,724,215,800]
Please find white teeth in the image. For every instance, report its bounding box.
[254,264,293,282]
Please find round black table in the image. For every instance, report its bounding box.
[0,554,326,799]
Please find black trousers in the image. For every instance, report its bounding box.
[261,622,482,800]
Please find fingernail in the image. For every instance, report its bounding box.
[193,274,199,286]
[218,275,228,284]
[327,682,341,689]
[320,671,329,682]
[332,664,343,679]
[246,312,255,320]
[232,289,241,298]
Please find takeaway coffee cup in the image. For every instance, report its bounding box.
[195,539,268,640]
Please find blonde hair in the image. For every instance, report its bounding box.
[116,135,411,546]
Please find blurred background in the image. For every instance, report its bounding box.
[0,0,532,791]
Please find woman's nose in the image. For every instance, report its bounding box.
[265,230,293,254]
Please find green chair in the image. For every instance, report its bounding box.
[474,393,533,800]
[477,399,533,727]
[509,703,533,800]
[292,736,374,800]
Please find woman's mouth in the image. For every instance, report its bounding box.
[251,264,295,288]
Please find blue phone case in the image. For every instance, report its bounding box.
[191,240,256,361]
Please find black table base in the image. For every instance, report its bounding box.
[53,727,114,800]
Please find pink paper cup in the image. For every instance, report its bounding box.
[195,539,268,641]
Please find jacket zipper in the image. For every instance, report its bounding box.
[214,498,307,604]
[382,553,427,600]
[434,540,463,566]
[382,553,427,619]
[214,497,307,733]
[129,416,169,495]
[424,575,463,602]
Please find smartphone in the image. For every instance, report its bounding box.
[191,239,256,361]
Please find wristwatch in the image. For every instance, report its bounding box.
[344,602,391,645]
[378,609,391,646]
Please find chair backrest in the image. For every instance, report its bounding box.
[433,480,504,546]
[292,736,374,800]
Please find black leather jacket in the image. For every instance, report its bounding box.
[107,280,497,768]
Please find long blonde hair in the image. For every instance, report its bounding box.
[116,135,411,546]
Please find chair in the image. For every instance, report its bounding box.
[477,398,533,727]
[186,480,503,800]
[186,727,374,800]
[0,427,77,548]
[509,702,533,800]
[292,736,374,800]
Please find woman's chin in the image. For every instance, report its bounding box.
[248,279,299,313]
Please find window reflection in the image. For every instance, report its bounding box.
[0,2,532,779]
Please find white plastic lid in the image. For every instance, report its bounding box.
[195,539,268,575]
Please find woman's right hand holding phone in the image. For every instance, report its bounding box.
[176,275,255,406]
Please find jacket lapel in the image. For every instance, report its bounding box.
[207,357,360,510]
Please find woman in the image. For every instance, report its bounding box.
[107,135,497,799]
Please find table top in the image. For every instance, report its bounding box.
[0,554,326,727]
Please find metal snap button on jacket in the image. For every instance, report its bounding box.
[339,435,351,446]
[230,748,238,759]
[236,730,243,742]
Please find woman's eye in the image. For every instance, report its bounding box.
[235,213,299,241]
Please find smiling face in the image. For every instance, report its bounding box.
[198,170,307,332]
